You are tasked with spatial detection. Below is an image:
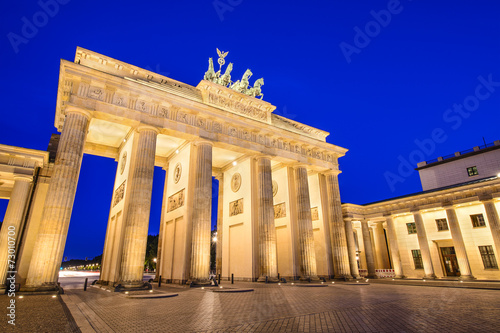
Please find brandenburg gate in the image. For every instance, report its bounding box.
[5,47,352,291]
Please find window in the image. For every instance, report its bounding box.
[435,218,449,231]
[412,250,424,269]
[471,214,486,228]
[467,166,478,177]
[478,246,498,269]
[407,222,417,234]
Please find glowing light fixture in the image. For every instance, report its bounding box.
[232,161,237,166]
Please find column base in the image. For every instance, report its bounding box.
[394,275,407,279]
[366,274,378,279]
[187,279,211,287]
[299,275,320,282]
[333,274,353,281]
[20,283,62,293]
[423,275,436,280]
[458,275,475,281]
[115,280,152,291]
[257,276,280,283]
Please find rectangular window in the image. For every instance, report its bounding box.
[467,166,478,177]
[478,245,498,269]
[407,222,417,234]
[435,218,449,231]
[412,250,424,269]
[471,214,486,228]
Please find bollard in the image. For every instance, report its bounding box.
[278,273,280,280]
[231,273,234,284]
[218,274,221,285]
[265,276,268,284]
[158,275,162,287]
[84,278,88,291]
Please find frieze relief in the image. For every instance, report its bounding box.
[73,81,339,167]
[113,180,126,207]
[229,198,243,217]
[274,202,286,219]
[311,207,319,221]
[167,189,185,212]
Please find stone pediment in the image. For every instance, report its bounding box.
[197,80,275,124]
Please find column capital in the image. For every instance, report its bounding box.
[291,163,309,170]
[136,125,159,134]
[410,207,421,214]
[441,202,456,209]
[254,154,273,162]
[65,106,92,120]
[13,175,32,182]
[323,169,341,177]
[192,139,214,147]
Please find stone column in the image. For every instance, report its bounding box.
[325,172,352,279]
[118,126,158,287]
[256,157,278,282]
[294,165,319,281]
[444,205,474,280]
[413,210,436,278]
[215,174,224,277]
[344,218,360,278]
[374,222,390,269]
[0,176,32,289]
[385,216,405,278]
[189,141,213,283]
[25,108,90,291]
[483,199,500,262]
[360,219,377,278]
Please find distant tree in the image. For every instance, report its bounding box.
[144,234,159,271]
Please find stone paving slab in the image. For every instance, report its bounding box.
[0,293,80,332]
[64,281,500,332]
[3,280,500,332]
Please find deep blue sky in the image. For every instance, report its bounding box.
[1,0,499,259]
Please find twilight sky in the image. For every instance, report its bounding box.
[1,0,499,259]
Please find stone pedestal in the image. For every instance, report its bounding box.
[24,109,90,291]
[118,126,158,287]
[413,211,436,279]
[325,173,352,279]
[294,166,319,281]
[385,216,405,278]
[445,206,474,280]
[189,141,213,284]
[344,218,360,279]
[0,176,32,289]
[256,157,278,282]
[360,220,377,278]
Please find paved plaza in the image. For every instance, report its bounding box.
[2,277,500,332]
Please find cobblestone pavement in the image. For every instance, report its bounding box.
[59,281,500,332]
[0,293,80,332]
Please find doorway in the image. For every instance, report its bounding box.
[440,247,460,277]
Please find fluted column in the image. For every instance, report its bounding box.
[119,126,158,287]
[413,210,436,278]
[483,199,500,263]
[385,216,405,278]
[360,220,377,278]
[25,109,90,290]
[344,218,360,278]
[444,205,474,279]
[374,222,390,268]
[189,141,213,283]
[294,166,318,280]
[0,176,32,288]
[215,174,224,277]
[256,157,278,282]
[325,172,352,279]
